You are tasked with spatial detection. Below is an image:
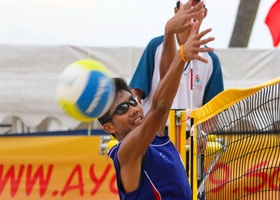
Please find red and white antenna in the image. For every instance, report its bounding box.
[190,0,195,111]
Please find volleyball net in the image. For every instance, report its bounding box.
[188,77,280,200]
[101,77,280,199]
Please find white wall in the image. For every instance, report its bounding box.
[0,46,279,133]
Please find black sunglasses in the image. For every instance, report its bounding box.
[108,95,138,121]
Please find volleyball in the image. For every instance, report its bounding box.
[56,59,115,122]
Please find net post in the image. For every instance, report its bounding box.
[190,117,198,200]
[180,110,187,169]
[169,110,187,169]
[169,110,176,146]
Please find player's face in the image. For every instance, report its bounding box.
[107,94,139,121]
[107,90,144,139]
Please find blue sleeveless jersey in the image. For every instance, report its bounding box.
[109,136,192,200]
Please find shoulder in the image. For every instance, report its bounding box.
[146,35,164,50]
[108,142,121,159]
[207,51,221,65]
[151,135,171,145]
[151,35,164,44]
[137,35,164,60]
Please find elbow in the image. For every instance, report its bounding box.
[151,101,172,116]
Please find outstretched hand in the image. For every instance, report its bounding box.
[165,1,205,36]
[182,20,215,63]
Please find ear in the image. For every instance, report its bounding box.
[174,6,179,14]
[103,123,116,135]
[204,8,208,18]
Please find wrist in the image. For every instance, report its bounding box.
[164,20,174,36]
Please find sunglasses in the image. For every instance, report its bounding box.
[108,95,138,121]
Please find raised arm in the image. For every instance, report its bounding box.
[159,0,205,79]
[117,21,214,193]
[123,21,214,159]
[157,1,206,135]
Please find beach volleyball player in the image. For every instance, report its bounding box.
[98,19,214,199]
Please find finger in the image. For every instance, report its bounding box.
[184,0,193,9]
[176,2,184,14]
[184,1,204,12]
[200,47,215,52]
[189,20,199,37]
[192,1,204,10]
[186,9,205,20]
[198,37,215,46]
[179,2,184,10]
[195,47,215,54]
[196,28,213,39]
[191,47,215,63]
[195,53,212,63]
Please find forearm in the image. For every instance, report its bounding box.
[153,52,185,112]
[153,23,214,113]
[149,21,214,135]
[159,29,177,80]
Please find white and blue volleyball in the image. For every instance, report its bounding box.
[56,59,115,122]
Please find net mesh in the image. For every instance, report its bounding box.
[191,78,280,200]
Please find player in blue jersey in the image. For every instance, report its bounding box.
[98,13,215,200]
[129,1,222,198]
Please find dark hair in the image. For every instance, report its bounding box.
[97,77,131,125]
[176,1,180,9]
